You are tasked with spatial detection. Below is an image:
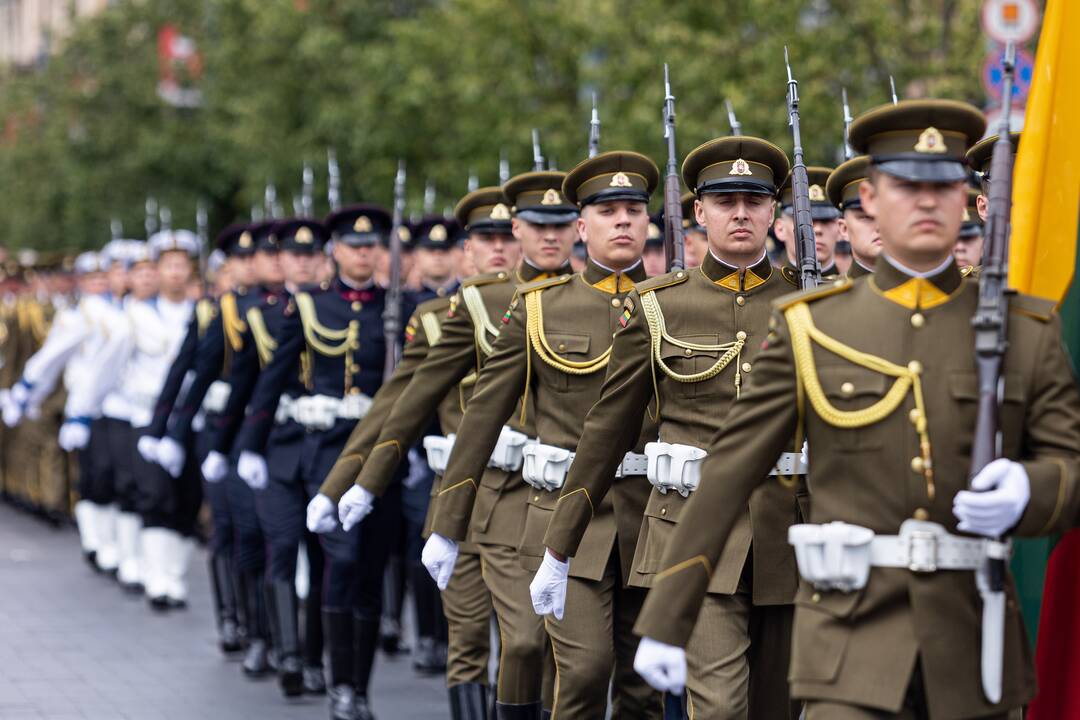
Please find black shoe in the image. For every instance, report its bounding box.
[412,637,446,675]
[378,618,406,656]
[220,618,243,654]
[242,639,271,677]
[278,654,303,697]
[83,550,97,570]
[148,595,171,612]
[453,684,491,720]
[304,665,327,695]
[354,693,375,720]
[120,580,144,595]
[329,684,356,720]
[166,597,187,610]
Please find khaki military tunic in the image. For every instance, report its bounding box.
[636,259,1080,718]
[846,261,873,280]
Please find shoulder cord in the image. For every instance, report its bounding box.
[785,302,934,500]
[219,293,247,352]
[420,311,443,347]
[247,307,277,366]
[462,285,499,356]
[294,292,358,357]
[524,290,611,376]
[196,299,216,338]
[640,289,745,386]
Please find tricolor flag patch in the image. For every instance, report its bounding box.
[618,296,635,328]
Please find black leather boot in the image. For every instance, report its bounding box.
[239,571,271,677]
[269,580,303,696]
[353,614,379,720]
[324,608,356,720]
[494,701,541,720]
[209,553,242,654]
[450,683,490,720]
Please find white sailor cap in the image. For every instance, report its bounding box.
[127,241,154,265]
[148,229,201,261]
[74,251,106,275]
[207,248,227,276]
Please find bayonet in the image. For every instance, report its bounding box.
[532,129,545,172]
[145,197,158,237]
[842,87,854,160]
[383,160,407,379]
[423,179,436,215]
[588,93,601,158]
[784,46,820,289]
[725,98,742,136]
[302,161,314,217]
[889,75,898,104]
[327,149,342,212]
[498,150,510,185]
[661,63,685,272]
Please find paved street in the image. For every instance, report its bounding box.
[0,503,448,720]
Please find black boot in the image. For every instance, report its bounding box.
[268,580,303,696]
[239,571,271,677]
[209,553,242,654]
[324,608,356,720]
[302,595,326,694]
[494,701,541,720]
[379,554,407,655]
[451,684,490,720]
[353,614,379,720]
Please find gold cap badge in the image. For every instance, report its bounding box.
[354,216,373,233]
[962,208,971,222]
[609,171,633,188]
[729,158,752,176]
[490,203,511,220]
[648,222,661,240]
[541,188,562,205]
[430,224,447,242]
[398,226,411,241]
[914,127,947,154]
[295,227,313,244]
[809,184,825,201]
[238,232,252,248]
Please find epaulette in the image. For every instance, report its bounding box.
[416,294,452,315]
[219,291,247,352]
[517,273,572,295]
[1009,292,1055,323]
[780,265,800,287]
[773,277,853,311]
[462,270,512,289]
[637,268,691,294]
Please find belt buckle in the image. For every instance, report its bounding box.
[907,530,938,572]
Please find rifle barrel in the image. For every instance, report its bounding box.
[662,63,685,272]
[384,160,407,378]
[784,47,820,290]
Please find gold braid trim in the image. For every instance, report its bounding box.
[462,285,499,356]
[785,302,935,500]
[524,289,611,375]
[220,293,247,352]
[246,307,277,366]
[26,302,49,343]
[294,292,358,357]
[196,298,216,338]
[420,311,443,346]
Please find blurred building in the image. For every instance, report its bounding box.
[0,0,111,69]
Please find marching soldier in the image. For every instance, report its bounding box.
[537,137,802,719]
[962,132,1020,273]
[422,153,661,718]
[633,100,1080,719]
[233,209,392,720]
[643,214,667,277]
[827,156,879,279]
[681,190,708,268]
[954,189,984,269]
[773,166,843,279]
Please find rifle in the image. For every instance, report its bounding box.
[531,129,546,172]
[264,181,281,220]
[110,218,123,241]
[159,205,172,232]
[588,93,601,158]
[145,197,159,238]
[327,149,342,213]
[302,161,315,217]
[196,199,209,280]
[467,171,479,193]
[784,47,820,290]
[889,75,899,105]
[725,98,742,136]
[661,64,685,272]
[423,179,436,215]
[499,150,510,185]
[842,88,854,160]
[383,160,407,379]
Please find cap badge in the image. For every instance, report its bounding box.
[490,203,511,220]
[238,232,253,248]
[429,224,448,242]
[808,184,825,201]
[397,226,412,241]
[610,171,633,188]
[962,208,971,222]
[296,227,313,245]
[541,188,562,205]
[648,223,661,240]
[729,158,752,176]
[914,127,947,154]
[353,216,373,233]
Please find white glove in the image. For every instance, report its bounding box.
[1,384,26,427]
[306,493,338,534]
[339,485,375,532]
[421,533,459,590]
[530,550,569,620]
[58,420,91,451]
[155,436,186,479]
[200,451,229,483]
[137,435,160,463]
[237,450,269,490]
[953,458,1030,538]
[633,637,687,694]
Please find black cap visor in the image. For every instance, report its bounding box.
[515,208,579,225]
[783,203,842,221]
[336,232,381,248]
[697,178,775,196]
[580,188,650,207]
[873,155,968,183]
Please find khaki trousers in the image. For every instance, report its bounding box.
[545,555,661,719]
[805,701,1012,719]
[442,549,492,686]
[479,541,549,703]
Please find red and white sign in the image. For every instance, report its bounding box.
[981,0,1040,45]
[157,25,203,108]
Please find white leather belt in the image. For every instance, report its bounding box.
[645,441,706,496]
[202,380,231,414]
[274,395,298,425]
[276,393,372,430]
[423,434,456,474]
[522,441,647,492]
[422,426,532,475]
[770,451,807,476]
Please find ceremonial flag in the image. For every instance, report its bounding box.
[1008,1,1080,716]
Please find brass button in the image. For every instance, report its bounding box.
[834,279,845,287]
[736,331,747,341]
[676,271,685,279]
[913,507,930,521]
[267,295,278,305]
[498,272,507,280]
[910,313,925,328]
[840,381,855,396]
[735,295,746,306]
[350,364,360,373]
[611,298,621,307]
[533,495,540,502]
[910,456,925,473]
[908,409,922,425]
[660,507,667,516]
[741,362,752,373]
[811,592,821,603]
[558,343,566,352]
[908,360,922,375]
[351,301,362,312]
[684,348,693,357]
[349,387,360,396]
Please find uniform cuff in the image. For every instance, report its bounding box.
[1015,458,1072,536]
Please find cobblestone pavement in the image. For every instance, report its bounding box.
[0,503,449,720]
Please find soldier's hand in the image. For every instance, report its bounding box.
[421,533,459,590]
[136,435,160,463]
[1,385,25,427]
[237,451,269,491]
[200,451,229,483]
[953,458,1030,538]
[633,637,687,694]
[339,485,375,532]
[529,549,569,620]
[306,493,338,534]
[155,437,186,479]
[58,419,91,451]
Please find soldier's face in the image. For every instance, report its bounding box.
[642,246,667,276]
[465,232,520,274]
[512,218,575,271]
[129,261,159,300]
[813,218,841,268]
[333,243,376,284]
[80,272,109,296]
[156,251,191,295]
[280,250,318,286]
[230,255,257,288]
[684,229,708,268]
[953,234,984,268]
[839,207,881,266]
[106,265,128,296]
[861,172,966,269]
[416,247,455,282]
[697,192,773,266]
[578,200,648,270]
[253,249,284,286]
